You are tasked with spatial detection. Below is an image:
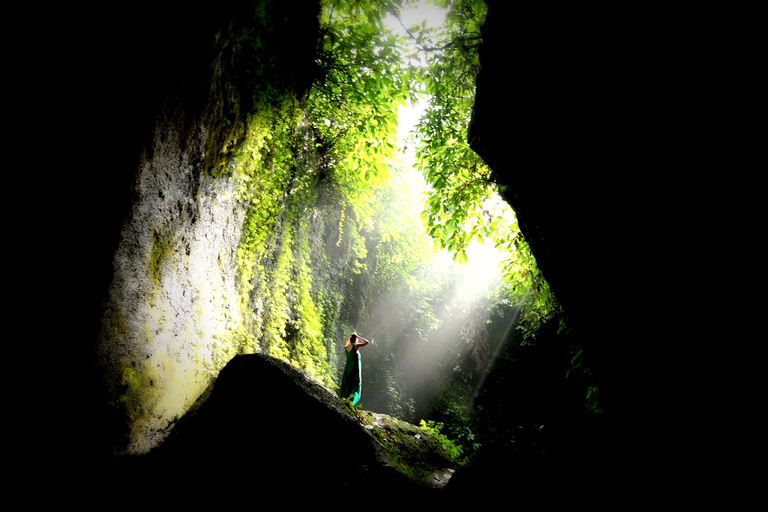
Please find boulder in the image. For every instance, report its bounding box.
[105,354,451,505]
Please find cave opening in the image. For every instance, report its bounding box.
[48,0,634,505]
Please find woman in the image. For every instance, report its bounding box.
[339,332,370,406]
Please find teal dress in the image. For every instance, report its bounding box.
[339,347,362,406]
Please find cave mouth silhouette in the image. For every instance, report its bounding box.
[39,1,705,504]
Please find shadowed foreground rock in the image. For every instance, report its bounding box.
[108,354,446,506]
[100,353,612,507]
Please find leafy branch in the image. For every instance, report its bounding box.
[404,0,561,336]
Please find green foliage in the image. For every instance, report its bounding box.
[230,1,434,392]
[567,344,604,414]
[341,396,364,418]
[403,0,562,343]
[123,367,140,391]
[310,0,421,224]
[211,54,339,385]
[352,162,518,426]
[370,164,445,292]
[424,368,485,456]
[409,0,490,263]
[108,366,141,408]
[386,380,416,421]
[224,0,597,419]
[357,411,459,485]
[420,419,464,464]
[229,0,424,387]
[248,157,339,388]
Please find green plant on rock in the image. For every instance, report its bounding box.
[567,344,603,414]
[109,366,141,408]
[341,396,364,418]
[289,213,336,387]
[420,419,464,464]
[230,101,304,322]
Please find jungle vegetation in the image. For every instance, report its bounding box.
[226,0,599,457]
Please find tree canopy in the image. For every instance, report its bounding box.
[228,0,598,433]
[310,0,561,341]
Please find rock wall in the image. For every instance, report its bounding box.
[89,0,357,455]
[466,0,716,498]
[97,64,251,453]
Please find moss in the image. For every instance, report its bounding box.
[358,411,457,488]
[108,306,127,337]
[149,229,174,286]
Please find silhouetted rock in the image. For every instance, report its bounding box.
[106,354,447,506]
[468,0,710,500]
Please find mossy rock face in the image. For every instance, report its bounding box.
[358,411,456,488]
[91,0,332,456]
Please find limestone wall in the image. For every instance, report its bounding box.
[96,26,256,453]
